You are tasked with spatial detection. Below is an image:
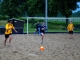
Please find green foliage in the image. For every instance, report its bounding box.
[54,0,77,17]
[48,21,66,30]
[27,0,45,16]
[0,0,24,18]
[0,0,80,18]
[48,0,58,17]
[0,20,7,26]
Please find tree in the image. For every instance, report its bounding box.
[49,0,80,26]
[48,0,58,17]
[1,0,24,18]
[27,0,45,17]
[1,0,80,21]
[59,0,78,26]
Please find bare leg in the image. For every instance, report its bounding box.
[4,38,8,46]
[9,35,12,44]
[41,33,44,44]
[71,34,73,39]
[41,36,44,44]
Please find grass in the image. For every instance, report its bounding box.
[0,20,7,26]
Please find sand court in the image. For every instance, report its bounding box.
[0,33,80,60]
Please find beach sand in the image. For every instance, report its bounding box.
[0,33,80,60]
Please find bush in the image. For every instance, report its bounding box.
[48,21,66,30]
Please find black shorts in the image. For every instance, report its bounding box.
[5,34,11,38]
[40,30,45,33]
[69,31,73,34]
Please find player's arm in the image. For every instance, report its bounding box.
[13,28,17,33]
[12,25,18,33]
[44,25,47,30]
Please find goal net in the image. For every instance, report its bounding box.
[25,17,80,34]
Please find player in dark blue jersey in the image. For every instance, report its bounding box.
[34,21,41,35]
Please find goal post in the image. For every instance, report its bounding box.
[26,17,80,34]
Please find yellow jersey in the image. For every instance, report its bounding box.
[5,23,14,34]
[67,23,74,31]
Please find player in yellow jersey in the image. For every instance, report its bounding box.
[4,20,17,46]
[67,21,74,39]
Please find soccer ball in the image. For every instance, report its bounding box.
[40,46,44,51]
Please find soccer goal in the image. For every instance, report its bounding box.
[26,17,80,34]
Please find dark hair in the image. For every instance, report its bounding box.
[70,21,72,22]
[8,19,12,23]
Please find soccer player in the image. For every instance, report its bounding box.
[40,22,46,44]
[67,21,74,39]
[34,21,41,35]
[4,20,17,46]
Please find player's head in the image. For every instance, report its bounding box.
[70,20,72,23]
[8,19,12,24]
[42,22,45,25]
